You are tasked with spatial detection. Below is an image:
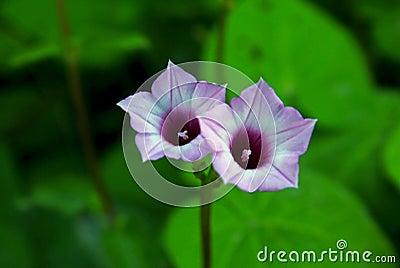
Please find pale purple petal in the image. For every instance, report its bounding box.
[135,133,165,162]
[275,117,317,154]
[179,135,214,162]
[190,82,226,115]
[151,60,197,105]
[153,81,225,119]
[230,82,275,134]
[154,83,198,113]
[117,93,163,133]
[234,167,271,193]
[259,153,299,191]
[212,151,270,192]
[163,145,182,160]
[199,103,242,152]
[256,78,284,114]
[192,81,226,102]
[256,78,317,155]
[212,151,244,184]
[210,150,274,192]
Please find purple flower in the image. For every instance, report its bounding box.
[118,61,226,162]
[200,79,316,192]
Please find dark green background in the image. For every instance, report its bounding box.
[1,0,399,267]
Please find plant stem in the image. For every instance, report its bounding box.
[199,1,232,266]
[55,0,114,223]
[200,179,212,268]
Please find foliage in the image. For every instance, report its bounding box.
[165,170,396,267]
[0,0,399,267]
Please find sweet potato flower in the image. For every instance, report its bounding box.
[199,79,316,192]
[118,61,226,162]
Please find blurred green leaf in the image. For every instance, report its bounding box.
[0,85,75,159]
[26,210,96,268]
[384,123,400,191]
[0,87,40,132]
[165,170,396,268]
[77,213,171,268]
[101,216,171,268]
[153,157,201,187]
[358,0,400,60]
[375,89,400,128]
[19,174,102,215]
[102,225,145,268]
[302,89,400,246]
[101,143,174,216]
[0,143,31,268]
[0,144,18,215]
[79,33,149,67]
[204,0,374,128]
[303,89,400,184]
[0,227,31,268]
[138,0,218,19]
[2,0,148,67]
[101,143,151,202]
[303,110,380,183]
[102,134,199,198]
[0,32,24,71]
[9,44,61,68]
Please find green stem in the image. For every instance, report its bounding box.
[199,0,232,264]
[55,0,114,223]
[200,180,212,268]
[194,163,216,268]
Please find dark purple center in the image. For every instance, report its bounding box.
[161,111,200,146]
[230,128,263,170]
[178,118,200,146]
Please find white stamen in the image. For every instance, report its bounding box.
[241,149,252,162]
[178,130,189,140]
